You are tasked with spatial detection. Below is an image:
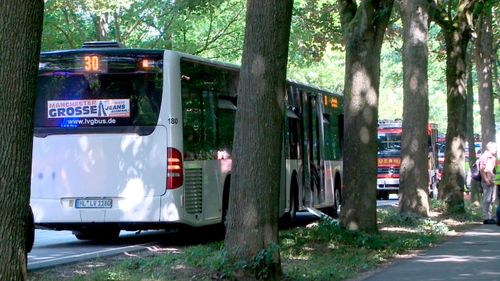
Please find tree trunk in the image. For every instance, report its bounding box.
[338,0,394,232]
[399,0,430,217]
[475,5,496,146]
[224,0,293,279]
[93,14,109,41]
[0,1,44,280]
[429,0,484,212]
[113,12,122,43]
[466,55,480,205]
[440,27,470,212]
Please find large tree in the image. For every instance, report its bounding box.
[0,1,44,280]
[399,0,431,217]
[430,0,483,212]
[224,0,293,279]
[338,0,394,232]
[476,3,496,146]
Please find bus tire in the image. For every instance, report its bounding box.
[26,206,35,253]
[322,174,341,219]
[286,174,299,225]
[331,174,342,218]
[332,189,341,219]
[221,175,231,229]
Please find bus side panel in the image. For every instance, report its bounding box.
[30,126,167,223]
[160,160,229,226]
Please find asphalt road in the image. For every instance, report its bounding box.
[28,230,163,270]
[28,200,399,271]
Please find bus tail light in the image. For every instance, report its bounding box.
[167,148,183,189]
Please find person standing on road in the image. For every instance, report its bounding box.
[479,142,497,224]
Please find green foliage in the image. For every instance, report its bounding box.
[290,0,342,65]
[41,0,246,61]
[245,244,280,280]
[429,198,447,212]
[429,197,482,222]
[184,243,223,268]
[379,207,449,236]
[379,38,403,120]
[191,243,282,280]
[42,0,93,49]
[451,200,483,222]
[448,201,466,214]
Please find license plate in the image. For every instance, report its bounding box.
[75,199,112,209]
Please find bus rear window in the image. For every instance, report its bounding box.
[34,53,163,135]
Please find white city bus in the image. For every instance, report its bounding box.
[30,42,343,240]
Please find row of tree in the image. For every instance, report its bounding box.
[224,0,499,278]
[0,0,498,280]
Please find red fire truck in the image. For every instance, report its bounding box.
[377,120,439,200]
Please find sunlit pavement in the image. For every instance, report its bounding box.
[360,224,500,281]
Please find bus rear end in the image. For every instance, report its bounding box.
[30,46,166,237]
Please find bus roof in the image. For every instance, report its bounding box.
[41,45,343,99]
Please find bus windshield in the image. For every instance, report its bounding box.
[378,133,401,157]
[34,53,163,135]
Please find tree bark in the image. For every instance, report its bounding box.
[338,0,394,232]
[0,1,44,280]
[439,26,469,212]
[466,54,481,205]
[224,0,293,279]
[475,5,496,146]
[93,14,109,41]
[399,0,431,217]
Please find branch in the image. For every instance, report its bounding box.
[196,5,243,55]
[470,0,485,24]
[201,7,215,54]
[122,0,159,40]
[373,0,395,43]
[428,0,450,29]
[50,22,76,48]
[338,0,357,33]
[60,9,76,48]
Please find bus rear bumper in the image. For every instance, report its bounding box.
[377,178,400,191]
[30,197,162,224]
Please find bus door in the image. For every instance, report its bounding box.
[301,91,322,206]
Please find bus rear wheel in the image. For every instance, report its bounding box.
[332,187,341,218]
[285,177,299,226]
[26,207,35,253]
